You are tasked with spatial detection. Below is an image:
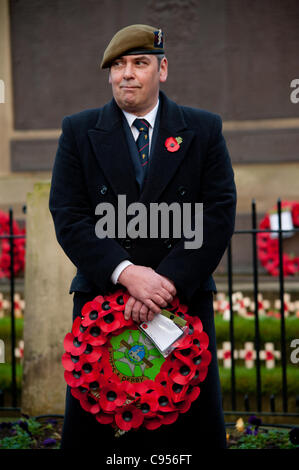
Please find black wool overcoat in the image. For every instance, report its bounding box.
[49,90,237,451]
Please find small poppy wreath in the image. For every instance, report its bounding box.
[62,289,211,435]
[257,200,299,276]
[165,136,182,152]
[0,210,26,279]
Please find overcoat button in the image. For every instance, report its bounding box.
[100,185,108,195]
[123,239,132,249]
[164,239,173,249]
[178,186,187,197]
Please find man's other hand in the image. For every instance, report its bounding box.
[118,265,176,315]
[124,296,156,323]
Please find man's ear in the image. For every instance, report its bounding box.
[108,71,112,84]
[159,57,168,84]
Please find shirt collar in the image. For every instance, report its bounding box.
[122,99,159,129]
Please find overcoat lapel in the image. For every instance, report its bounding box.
[87,99,139,205]
[139,91,195,204]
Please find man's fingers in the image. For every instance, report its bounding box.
[148,310,156,321]
[159,287,174,304]
[161,278,177,296]
[144,298,161,314]
[139,304,149,323]
[152,293,168,308]
[132,300,143,323]
[124,296,135,320]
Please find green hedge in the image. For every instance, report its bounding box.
[0,317,24,339]
[0,363,23,390]
[0,317,24,364]
[219,365,299,395]
[215,315,298,359]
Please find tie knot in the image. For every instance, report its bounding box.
[133,118,149,133]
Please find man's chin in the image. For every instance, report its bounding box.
[120,99,140,113]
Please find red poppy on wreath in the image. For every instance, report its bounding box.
[79,359,102,384]
[143,410,179,430]
[172,385,201,413]
[96,411,114,425]
[64,368,86,387]
[106,291,131,311]
[115,404,144,431]
[83,322,108,346]
[62,288,211,436]
[71,316,89,341]
[80,298,105,327]
[168,358,197,385]
[62,350,102,372]
[165,136,182,152]
[64,332,87,356]
[0,210,26,279]
[99,381,127,412]
[75,389,101,414]
[139,390,160,417]
[257,200,299,276]
[97,310,124,333]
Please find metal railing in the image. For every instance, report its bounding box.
[0,200,298,419]
[225,198,299,418]
[0,207,26,412]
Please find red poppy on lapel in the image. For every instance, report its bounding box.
[165,136,181,152]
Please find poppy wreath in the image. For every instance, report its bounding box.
[0,210,26,279]
[257,200,299,276]
[62,289,211,435]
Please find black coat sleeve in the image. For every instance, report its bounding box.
[49,116,131,292]
[155,114,237,303]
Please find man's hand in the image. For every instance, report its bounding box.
[124,296,156,323]
[118,265,176,315]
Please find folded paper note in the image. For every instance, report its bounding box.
[139,310,185,357]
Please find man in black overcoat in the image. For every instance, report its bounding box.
[49,24,236,452]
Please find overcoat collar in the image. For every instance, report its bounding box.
[88,91,195,204]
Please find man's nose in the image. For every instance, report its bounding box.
[123,62,134,79]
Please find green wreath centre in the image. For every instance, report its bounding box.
[109,328,165,381]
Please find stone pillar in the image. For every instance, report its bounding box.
[22,181,76,415]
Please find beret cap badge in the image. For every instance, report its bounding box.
[154,29,163,48]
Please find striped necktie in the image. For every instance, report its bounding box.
[133,118,150,182]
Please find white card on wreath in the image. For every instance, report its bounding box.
[269,210,294,239]
[139,313,184,355]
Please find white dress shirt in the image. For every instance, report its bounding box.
[110,99,159,284]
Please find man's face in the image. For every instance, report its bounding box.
[108,54,168,115]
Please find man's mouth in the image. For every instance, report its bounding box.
[120,85,140,89]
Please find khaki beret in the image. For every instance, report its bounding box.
[101,24,165,69]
